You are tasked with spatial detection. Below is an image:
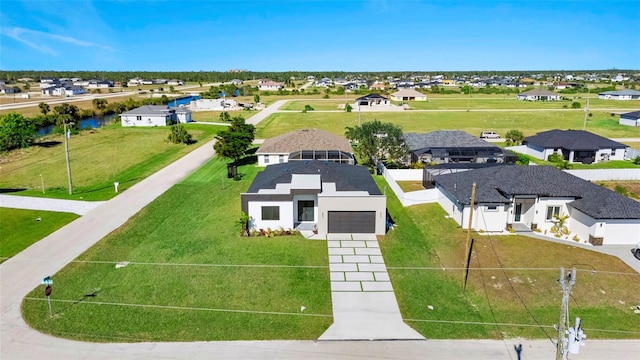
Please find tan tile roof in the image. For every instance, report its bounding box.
[257,129,354,154]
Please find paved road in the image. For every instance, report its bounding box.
[1,100,639,359]
[0,195,105,215]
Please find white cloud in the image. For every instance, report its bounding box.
[0,26,114,56]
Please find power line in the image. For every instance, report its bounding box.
[24,297,333,318]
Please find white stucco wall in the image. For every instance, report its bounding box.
[473,204,508,232]
[533,198,572,233]
[257,153,288,166]
[176,112,191,123]
[120,114,167,127]
[620,117,640,126]
[569,207,640,245]
[247,201,294,231]
[292,194,317,224]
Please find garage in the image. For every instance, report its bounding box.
[328,211,376,233]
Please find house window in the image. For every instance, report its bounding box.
[279,155,284,163]
[136,116,142,121]
[264,155,270,164]
[261,206,279,221]
[486,205,498,211]
[611,149,616,156]
[546,206,561,221]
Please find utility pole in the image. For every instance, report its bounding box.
[556,267,576,360]
[463,182,476,290]
[582,99,589,131]
[63,121,73,195]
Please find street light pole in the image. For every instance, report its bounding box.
[63,122,73,195]
[556,267,576,360]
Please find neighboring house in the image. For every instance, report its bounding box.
[390,89,427,101]
[241,161,387,235]
[120,105,192,127]
[333,78,349,86]
[354,94,390,107]
[432,165,640,245]
[168,79,185,86]
[0,85,16,94]
[228,79,243,86]
[517,89,561,101]
[87,80,113,88]
[256,128,354,167]
[189,98,237,111]
[598,90,640,100]
[369,82,386,91]
[619,110,640,127]
[522,130,627,164]
[342,82,359,92]
[258,80,284,91]
[41,86,86,96]
[404,130,515,164]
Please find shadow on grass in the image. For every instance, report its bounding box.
[34,141,62,148]
[0,188,27,193]
[53,290,99,317]
[79,177,142,194]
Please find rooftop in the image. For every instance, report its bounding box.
[524,130,627,150]
[256,129,353,154]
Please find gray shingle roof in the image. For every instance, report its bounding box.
[518,89,560,96]
[246,161,381,195]
[433,165,640,219]
[620,110,640,119]
[404,131,495,150]
[524,130,627,150]
[121,105,171,116]
[599,90,640,96]
[256,129,353,154]
[355,94,389,101]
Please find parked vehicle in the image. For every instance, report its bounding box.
[634,242,640,260]
[480,131,500,139]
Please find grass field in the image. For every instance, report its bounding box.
[0,94,149,117]
[0,208,79,262]
[280,99,357,111]
[596,180,640,200]
[191,110,253,122]
[255,110,640,139]
[401,97,640,110]
[21,159,332,342]
[376,177,640,339]
[0,123,224,201]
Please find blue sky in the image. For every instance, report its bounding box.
[1,0,638,71]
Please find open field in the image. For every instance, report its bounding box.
[401,97,640,110]
[255,110,640,139]
[0,208,79,262]
[376,177,640,339]
[21,159,332,342]
[396,180,425,192]
[191,110,253,122]
[0,94,149,117]
[280,99,357,111]
[596,180,640,200]
[0,123,225,201]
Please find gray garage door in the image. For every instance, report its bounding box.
[328,211,376,233]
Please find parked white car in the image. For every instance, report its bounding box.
[480,131,500,139]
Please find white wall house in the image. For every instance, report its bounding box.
[517,89,561,101]
[521,130,627,164]
[258,80,284,91]
[241,161,387,236]
[432,166,640,245]
[256,129,355,167]
[120,105,192,127]
[598,90,640,100]
[619,111,640,127]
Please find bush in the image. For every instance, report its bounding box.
[547,153,564,163]
[166,124,193,144]
[633,156,640,165]
[516,153,530,165]
[571,101,581,109]
[302,104,314,113]
[505,129,524,145]
[345,104,353,112]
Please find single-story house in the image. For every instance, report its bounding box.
[369,82,386,91]
[258,80,284,91]
[404,130,516,164]
[241,161,387,235]
[432,165,640,245]
[256,128,354,166]
[354,94,390,107]
[517,89,561,101]
[0,85,16,94]
[619,110,640,127]
[598,90,640,100]
[167,79,184,86]
[189,98,237,111]
[522,130,627,164]
[390,88,427,101]
[120,105,192,127]
[87,80,113,88]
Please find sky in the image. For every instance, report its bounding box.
[0,0,638,72]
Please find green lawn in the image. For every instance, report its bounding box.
[21,159,332,342]
[376,176,640,339]
[526,158,640,169]
[280,100,356,111]
[191,110,252,122]
[0,208,79,262]
[401,97,640,110]
[255,111,640,139]
[0,123,224,201]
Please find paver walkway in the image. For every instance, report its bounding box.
[0,194,105,215]
[319,234,424,340]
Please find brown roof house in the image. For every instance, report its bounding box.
[256,128,355,166]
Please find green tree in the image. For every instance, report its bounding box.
[571,101,581,109]
[253,94,260,104]
[220,111,231,122]
[213,116,255,165]
[345,104,353,112]
[302,104,314,113]
[345,120,407,165]
[92,98,108,113]
[23,82,30,91]
[0,112,36,151]
[505,129,524,145]
[53,103,81,126]
[169,85,175,93]
[166,124,193,144]
[38,102,50,116]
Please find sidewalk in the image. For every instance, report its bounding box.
[0,194,105,215]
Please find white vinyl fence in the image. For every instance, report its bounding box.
[379,165,440,207]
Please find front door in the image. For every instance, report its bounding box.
[298,200,314,222]
[514,203,522,222]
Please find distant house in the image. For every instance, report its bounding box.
[342,82,360,92]
[432,165,640,245]
[619,110,640,127]
[0,85,16,94]
[41,86,86,96]
[167,79,184,86]
[241,161,387,235]
[369,82,386,91]
[404,130,515,164]
[333,78,348,86]
[120,105,191,127]
[87,80,113,89]
[390,89,427,101]
[521,130,627,163]
[258,80,284,91]
[228,79,243,86]
[256,128,354,167]
[354,94,390,107]
[598,90,640,100]
[517,89,561,101]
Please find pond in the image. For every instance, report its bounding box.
[168,95,200,108]
[37,114,118,136]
